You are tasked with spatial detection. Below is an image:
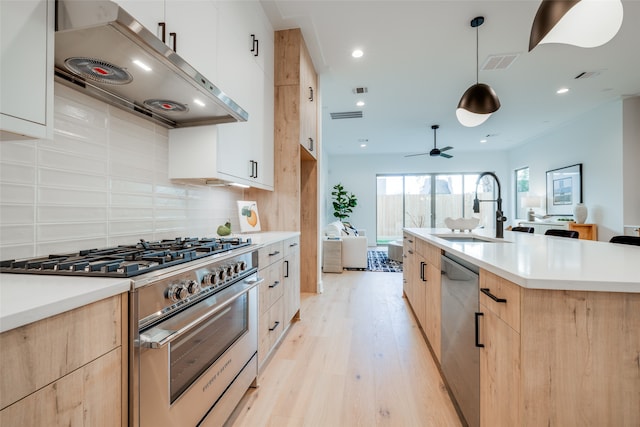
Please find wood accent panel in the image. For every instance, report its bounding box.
[0,295,122,409]
[247,28,319,294]
[300,157,318,292]
[479,270,521,333]
[0,348,121,427]
[520,289,640,426]
[567,222,598,240]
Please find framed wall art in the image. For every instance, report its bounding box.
[237,201,261,232]
[546,163,582,216]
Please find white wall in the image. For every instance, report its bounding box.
[326,150,509,245]
[0,84,245,260]
[622,97,640,227]
[507,99,626,241]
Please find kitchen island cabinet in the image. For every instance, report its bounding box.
[0,0,54,140]
[403,228,640,426]
[0,294,127,426]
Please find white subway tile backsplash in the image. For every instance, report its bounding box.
[110,193,154,207]
[1,205,36,224]
[109,207,153,220]
[0,224,35,245]
[0,163,36,185]
[37,206,108,223]
[38,187,108,206]
[0,83,243,259]
[1,183,36,204]
[109,220,153,235]
[0,140,36,164]
[38,168,108,190]
[37,222,107,242]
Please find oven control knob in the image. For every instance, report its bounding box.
[166,284,188,302]
[226,265,235,278]
[238,261,247,272]
[218,269,227,281]
[203,271,219,286]
[186,280,200,295]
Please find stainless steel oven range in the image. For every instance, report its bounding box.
[130,244,260,427]
[1,236,261,426]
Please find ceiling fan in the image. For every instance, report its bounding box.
[405,125,454,159]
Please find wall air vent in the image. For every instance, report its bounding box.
[574,71,602,79]
[330,111,363,119]
[352,87,368,94]
[481,53,519,71]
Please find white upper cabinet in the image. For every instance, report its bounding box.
[116,0,218,81]
[0,0,54,140]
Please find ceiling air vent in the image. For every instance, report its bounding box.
[575,71,601,79]
[481,53,519,71]
[352,87,368,94]
[330,111,363,120]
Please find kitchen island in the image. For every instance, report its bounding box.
[403,228,639,427]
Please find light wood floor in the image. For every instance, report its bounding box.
[229,271,462,427]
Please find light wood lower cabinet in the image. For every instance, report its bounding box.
[404,235,442,361]
[0,294,127,426]
[478,269,640,426]
[257,236,300,369]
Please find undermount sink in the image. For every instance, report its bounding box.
[436,235,508,243]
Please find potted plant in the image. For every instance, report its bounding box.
[331,183,358,221]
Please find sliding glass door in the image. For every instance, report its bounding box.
[377,173,490,244]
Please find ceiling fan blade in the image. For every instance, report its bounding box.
[440,153,453,159]
[440,146,453,152]
[404,152,429,157]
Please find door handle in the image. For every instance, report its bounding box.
[158,22,166,43]
[284,260,289,278]
[269,321,280,331]
[421,261,427,282]
[481,288,507,303]
[475,312,485,348]
[169,32,177,52]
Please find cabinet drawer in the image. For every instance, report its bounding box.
[479,270,521,333]
[258,296,284,366]
[416,238,441,268]
[258,262,284,314]
[0,295,122,409]
[403,233,415,254]
[258,241,284,268]
[283,236,300,256]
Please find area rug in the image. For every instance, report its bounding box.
[367,250,403,273]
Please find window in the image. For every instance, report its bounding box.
[515,167,530,219]
[376,173,489,244]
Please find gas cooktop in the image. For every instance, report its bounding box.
[0,237,253,278]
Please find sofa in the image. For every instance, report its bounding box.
[324,221,368,270]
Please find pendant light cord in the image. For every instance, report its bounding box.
[476,24,479,85]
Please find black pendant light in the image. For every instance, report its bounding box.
[529,0,623,51]
[456,16,500,128]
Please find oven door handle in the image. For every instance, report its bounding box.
[139,277,263,349]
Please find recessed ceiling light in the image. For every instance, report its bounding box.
[557,87,570,94]
[193,99,206,107]
[352,49,363,58]
[133,60,151,71]
[360,144,367,148]
[356,101,365,107]
[480,139,488,144]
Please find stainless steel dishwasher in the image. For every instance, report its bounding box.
[441,252,480,427]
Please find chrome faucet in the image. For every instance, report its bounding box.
[473,172,507,239]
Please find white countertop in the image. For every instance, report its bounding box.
[0,275,131,333]
[0,231,300,333]
[404,228,640,293]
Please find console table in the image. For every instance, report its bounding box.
[518,221,598,240]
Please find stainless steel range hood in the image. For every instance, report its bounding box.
[54,0,248,128]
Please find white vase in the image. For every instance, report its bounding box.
[573,203,588,224]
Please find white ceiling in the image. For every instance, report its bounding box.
[260,0,640,156]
